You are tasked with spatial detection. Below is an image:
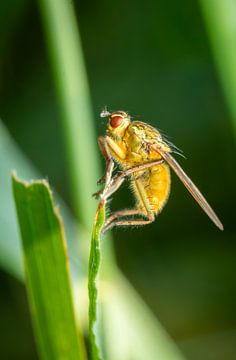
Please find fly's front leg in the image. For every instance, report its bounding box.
[93,136,114,198]
[97,136,114,186]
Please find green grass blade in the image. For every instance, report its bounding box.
[37,0,100,228]
[200,0,236,133]
[88,200,105,360]
[12,174,86,360]
[0,119,85,281]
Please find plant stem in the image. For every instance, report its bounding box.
[88,200,105,360]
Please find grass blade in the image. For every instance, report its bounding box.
[12,174,86,360]
[0,119,85,281]
[88,200,105,360]
[37,0,100,228]
[200,0,236,133]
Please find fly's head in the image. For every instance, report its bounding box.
[100,110,131,140]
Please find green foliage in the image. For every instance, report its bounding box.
[0,0,235,359]
[12,174,86,360]
[36,1,186,358]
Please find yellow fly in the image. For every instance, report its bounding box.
[94,109,223,233]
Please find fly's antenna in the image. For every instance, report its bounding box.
[100,106,111,118]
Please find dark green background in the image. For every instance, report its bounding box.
[0,0,235,359]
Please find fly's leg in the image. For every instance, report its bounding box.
[102,209,155,233]
[102,173,156,233]
[102,208,154,233]
[93,136,115,198]
[102,175,125,199]
[118,159,164,178]
[94,137,164,199]
[102,158,164,200]
[97,136,114,185]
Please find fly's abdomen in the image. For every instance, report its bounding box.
[134,164,171,214]
[149,164,171,213]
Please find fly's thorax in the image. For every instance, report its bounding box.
[123,121,169,164]
[123,128,146,162]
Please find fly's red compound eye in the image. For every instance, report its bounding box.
[110,116,123,128]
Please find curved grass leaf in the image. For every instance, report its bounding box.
[88,200,105,360]
[12,174,86,360]
[0,119,83,281]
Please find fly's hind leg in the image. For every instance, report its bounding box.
[102,209,155,234]
[102,174,155,233]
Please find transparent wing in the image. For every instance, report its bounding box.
[157,148,223,230]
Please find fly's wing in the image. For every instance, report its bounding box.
[156,148,223,230]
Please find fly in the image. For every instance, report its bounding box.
[94,110,223,233]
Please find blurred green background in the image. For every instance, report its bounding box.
[0,0,235,359]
